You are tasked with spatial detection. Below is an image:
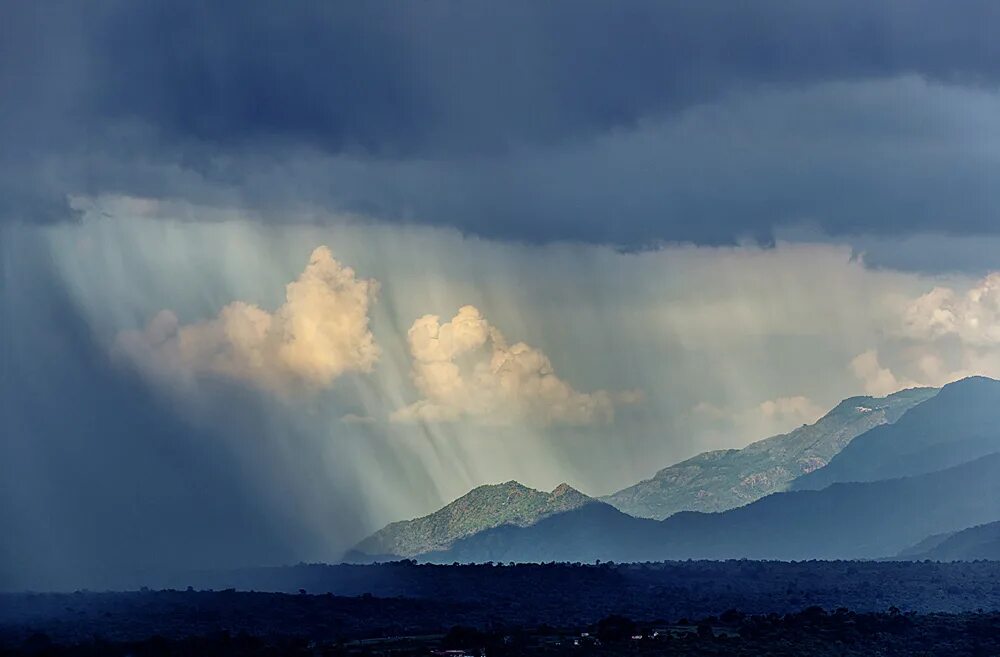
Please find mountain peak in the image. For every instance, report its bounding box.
[483,480,531,493]
[550,482,592,506]
[551,482,577,496]
[939,375,999,395]
[950,375,998,384]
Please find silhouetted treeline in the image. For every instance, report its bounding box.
[121,559,1000,617]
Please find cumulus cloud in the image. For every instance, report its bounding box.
[846,271,1000,395]
[901,273,1000,345]
[758,396,824,427]
[848,350,921,396]
[117,246,380,395]
[391,305,641,426]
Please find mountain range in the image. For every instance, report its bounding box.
[602,387,936,519]
[423,450,1000,563]
[793,376,1000,490]
[349,376,1000,564]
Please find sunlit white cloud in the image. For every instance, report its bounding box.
[391,305,643,426]
[901,273,1000,346]
[849,349,922,397]
[758,396,824,427]
[117,246,380,395]
[848,271,1000,395]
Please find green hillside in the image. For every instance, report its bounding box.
[352,481,592,558]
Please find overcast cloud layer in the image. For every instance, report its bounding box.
[2,1,999,248]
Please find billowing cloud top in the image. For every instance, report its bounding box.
[847,271,1000,396]
[118,246,380,394]
[393,306,642,426]
[902,274,1000,346]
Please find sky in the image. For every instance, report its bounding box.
[2,0,1000,590]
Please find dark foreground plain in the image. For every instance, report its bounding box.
[3,561,1000,655]
[2,605,1000,657]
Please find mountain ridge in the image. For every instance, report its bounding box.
[425,451,1000,563]
[350,480,593,559]
[351,378,1000,565]
[602,386,936,519]
[793,376,1000,490]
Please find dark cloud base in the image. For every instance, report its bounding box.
[1,0,999,245]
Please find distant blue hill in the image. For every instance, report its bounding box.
[898,521,1000,561]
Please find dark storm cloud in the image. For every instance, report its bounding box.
[85,0,1000,156]
[1,0,999,243]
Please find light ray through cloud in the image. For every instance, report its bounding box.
[14,199,994,549]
